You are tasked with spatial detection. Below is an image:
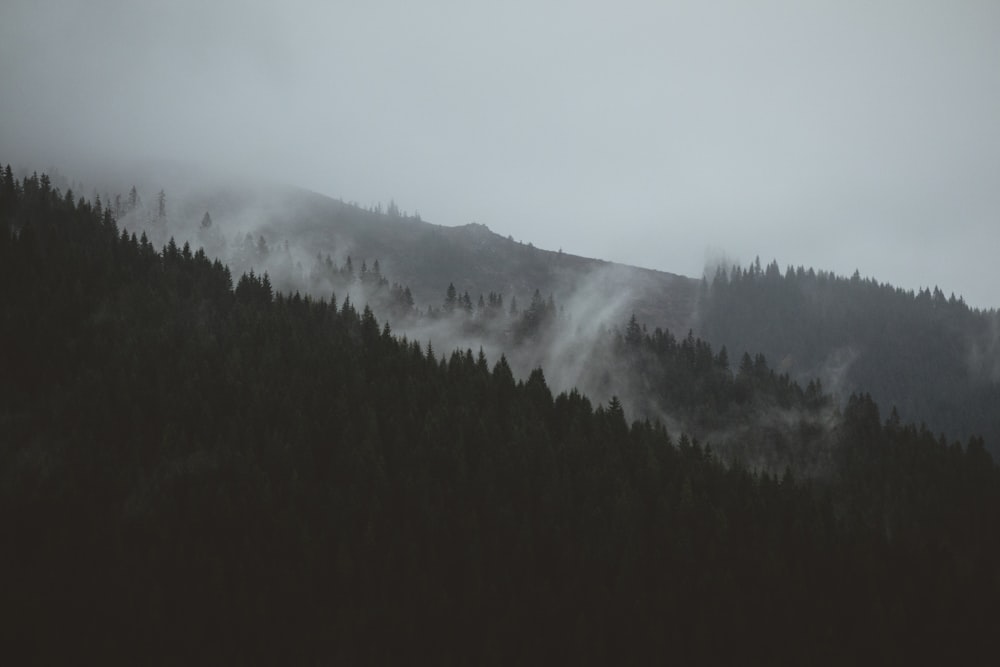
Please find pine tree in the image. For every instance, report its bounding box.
[445,283,457,312]
[625,314,643,346]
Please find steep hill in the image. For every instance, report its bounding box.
[695,261,1000,455]
[255,187,699,332]
[3,166,998,663]
[54,160,699,333]
[43,160,1000,454]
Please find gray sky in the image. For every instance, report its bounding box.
[3,0,999,308]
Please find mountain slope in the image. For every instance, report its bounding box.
[3,165,999,664]
[256,188,699,331]
[696,262,1000,455]
[39,160,1000,455]
[54,159,699,333]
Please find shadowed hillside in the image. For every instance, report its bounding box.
[695,261,1000,455]
[3,165,999,664]
[43,161,999,457]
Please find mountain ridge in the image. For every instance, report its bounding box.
[22,159,1000,454]
[45,158,702,333]
[3,170,998,662]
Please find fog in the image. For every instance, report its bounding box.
[78,181,840,475]
[3,0,1000,308]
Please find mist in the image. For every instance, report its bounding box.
[6,0,1000,466]
[7,3,1000,654]
[3,0,1000,309]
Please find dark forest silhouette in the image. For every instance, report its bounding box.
[2,165,999,663]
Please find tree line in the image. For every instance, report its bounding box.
[699,258,1000,457]
[1,165,999,663]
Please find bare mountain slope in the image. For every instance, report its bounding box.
[80,161,700,332]
[256,187,699,331]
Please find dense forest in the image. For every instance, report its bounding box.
[82,167,998,462]
[2,166,999,663]
[698,260,1000,457]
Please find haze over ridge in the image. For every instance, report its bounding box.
[2,0,999,307]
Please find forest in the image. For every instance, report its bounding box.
[2,166,999,663]
[82,167,999,464]
[698,259,1000,457]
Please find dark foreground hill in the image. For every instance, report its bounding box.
[3,166,1000,663]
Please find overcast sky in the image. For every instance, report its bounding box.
[2,0,999,307]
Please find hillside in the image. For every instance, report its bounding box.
[3,165,999,663]
[36,161,1000,456]
[133,168,1000,456]
[53,160,699,334]
[256,189,699,332]
[695,261,1000,455]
